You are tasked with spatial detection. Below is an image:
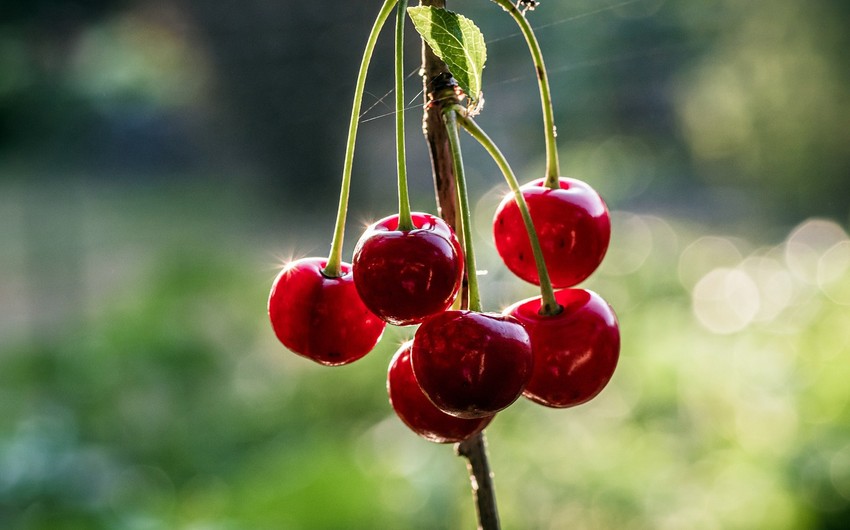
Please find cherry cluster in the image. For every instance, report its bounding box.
[267,0,620,446]
[268,177,619,443]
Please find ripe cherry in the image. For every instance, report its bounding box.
[268,257,386,366]
[504,289,619,408]
[388,341,493,443]
[353,212,464,326]
[412,311,533,419]
[493,177,610,288]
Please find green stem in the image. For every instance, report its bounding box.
[456,431,501,530]
[324,0,398,277]
[395,0,414,231]
[490,0,560,188]
[452,105,560,316]
[442,109,482,313]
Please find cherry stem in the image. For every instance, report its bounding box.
[395,0,414,231]
[491,0,560,188]
[456,431,501,530]
[324,0,398,277]
[451,105,561,316]
[443,108,482,313]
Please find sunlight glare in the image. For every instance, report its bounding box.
[267,249,306,274]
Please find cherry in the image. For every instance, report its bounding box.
[493,177,610,288]
[504,289,619,408]
[388,341,493,443]
[268,257,386,366]
[411,310,533,418]
[353,212,464,326]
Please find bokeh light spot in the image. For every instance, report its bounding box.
[740,256,795,322]
[679,236,743,289]
[692,268,759,334]
[818,240,850,305]
[598,212,652,276]
[785,219,849,284]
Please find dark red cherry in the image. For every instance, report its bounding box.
[353,213,463,326]
[505,289,619,408]
[268,257,386,366]
[411,311,533,419]
[388,342,493,443]
[493,177,610,288]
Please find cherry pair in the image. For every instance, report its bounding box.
[491,176,619,407]
[388,309,530,443]
[388,288,618,443]
[268,212,463,365]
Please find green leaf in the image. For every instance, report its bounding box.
[407,6,487,105]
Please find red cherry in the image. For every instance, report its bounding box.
[388,342,493,443]
[493,177,610,288]
[268,257,386,366]
[353,213,464,326]
[505,289,619,408]
[411,311,533,419]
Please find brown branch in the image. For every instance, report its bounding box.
[419,2,501,529]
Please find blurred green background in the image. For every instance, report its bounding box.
[2,0,849,528]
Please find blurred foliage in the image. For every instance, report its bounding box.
[2,0,850,528]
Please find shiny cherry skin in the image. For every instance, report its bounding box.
[505,289,619,408]
[268,257,386,366]
[388,342,493,443]
[353,212,463,326]
[493,177,610,288]
[412,311,533,419]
